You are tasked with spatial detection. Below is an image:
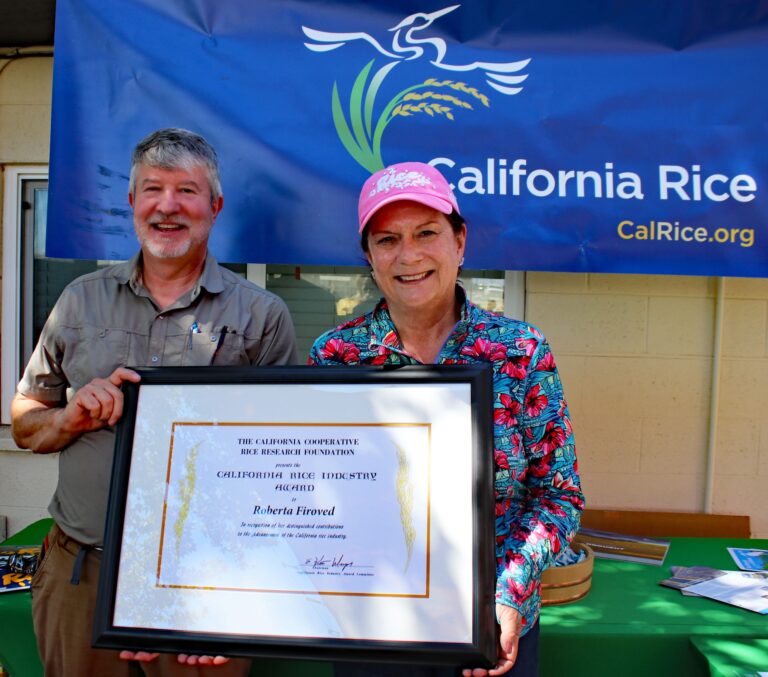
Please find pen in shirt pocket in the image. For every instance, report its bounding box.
[188,321,200,348]
[211,326,228,363]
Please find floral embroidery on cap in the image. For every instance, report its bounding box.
[370,167,432,196]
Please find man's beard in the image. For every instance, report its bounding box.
[136,222,208,260]
[140,234,194,259]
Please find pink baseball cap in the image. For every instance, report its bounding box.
[358,162,460,233]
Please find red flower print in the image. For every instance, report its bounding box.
[535,351,555,372]
[531,421,566,455]
[514,327,543,356]
[455,330,470,343]
[461,338,508,361]
[528,522,554,546]
[346,315,367,328]
[501,355,530,380]
[318,338,360,363]
[495,499,513,517]
[494,449,510,470]
[524,384,548,417]
[539,499,568,518]
[494,393,521,427]
[528,455,552,478]
[506,577,536,602]
[553,471,580,493]
[507,551,527,567]
[382,330,399,347]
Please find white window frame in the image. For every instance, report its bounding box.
[2,165,48,423]
[504,271,526,320]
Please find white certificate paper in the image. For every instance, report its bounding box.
[112,380,479,645]
[158,422,431,597]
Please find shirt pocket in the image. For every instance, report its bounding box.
[182,330,246,366]
[66,326,130,388]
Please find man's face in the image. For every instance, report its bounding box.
[129,163,223,263]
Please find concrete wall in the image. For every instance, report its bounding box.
[527,273,768,538]
[0,432,57,539]
[1,56,766,539]
[0,56,52,163]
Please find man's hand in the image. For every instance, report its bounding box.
[59,367,140,433]
[119,651,231,666]
[462,605,523,677]
[11,367,140,453]
[177,655,231,666]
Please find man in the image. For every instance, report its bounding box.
[11,128,297,676]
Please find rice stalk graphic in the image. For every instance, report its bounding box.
[331,60,490,171]
[174,442,199,555]
[395,444,415,573]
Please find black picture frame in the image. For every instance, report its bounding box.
[94,364,496,667]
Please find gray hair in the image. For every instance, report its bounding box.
[128,128,222,203]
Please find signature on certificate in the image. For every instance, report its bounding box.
[304,554,356,572]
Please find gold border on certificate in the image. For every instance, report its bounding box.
[155,422,432,599]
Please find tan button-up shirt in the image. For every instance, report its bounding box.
[18,252,297,543]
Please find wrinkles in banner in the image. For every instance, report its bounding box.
[49,0,768,276]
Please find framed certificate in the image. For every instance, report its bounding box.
[94,365,496,667]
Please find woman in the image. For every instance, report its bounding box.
[309,162,584,676]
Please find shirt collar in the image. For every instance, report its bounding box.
[366,285,473,361]
[112,250,225,297]
[196,252,225,294]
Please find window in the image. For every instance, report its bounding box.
[3,168,113,422]
[2,167,49,422]
[266,264,511,359]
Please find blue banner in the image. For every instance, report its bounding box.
[49,0,768,276]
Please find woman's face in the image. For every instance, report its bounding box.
[365,200,466,316]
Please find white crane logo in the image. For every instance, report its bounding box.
[302,4,531,171]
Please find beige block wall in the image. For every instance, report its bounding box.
[0,56,52,163]
[527,272,768,538]
[0,433,58,538]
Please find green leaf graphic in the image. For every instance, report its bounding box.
[330,60,490,171]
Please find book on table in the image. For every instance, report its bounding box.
[728,547,768,572]
[0,545,41,593]
[574,528,670,565]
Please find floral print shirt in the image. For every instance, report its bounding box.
[308,288,584,635]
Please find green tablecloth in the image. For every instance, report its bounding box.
[540,537,768,676]
[691,638,768,677]
[3,523,766,676]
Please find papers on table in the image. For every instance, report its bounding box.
[728,547,768,572]
[660,560,768,614]
[682,571,768,615]
[659,566,724,596]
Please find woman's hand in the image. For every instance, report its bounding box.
[119,651,231,666]
[177,655,231,666]
[462,604,523,677]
